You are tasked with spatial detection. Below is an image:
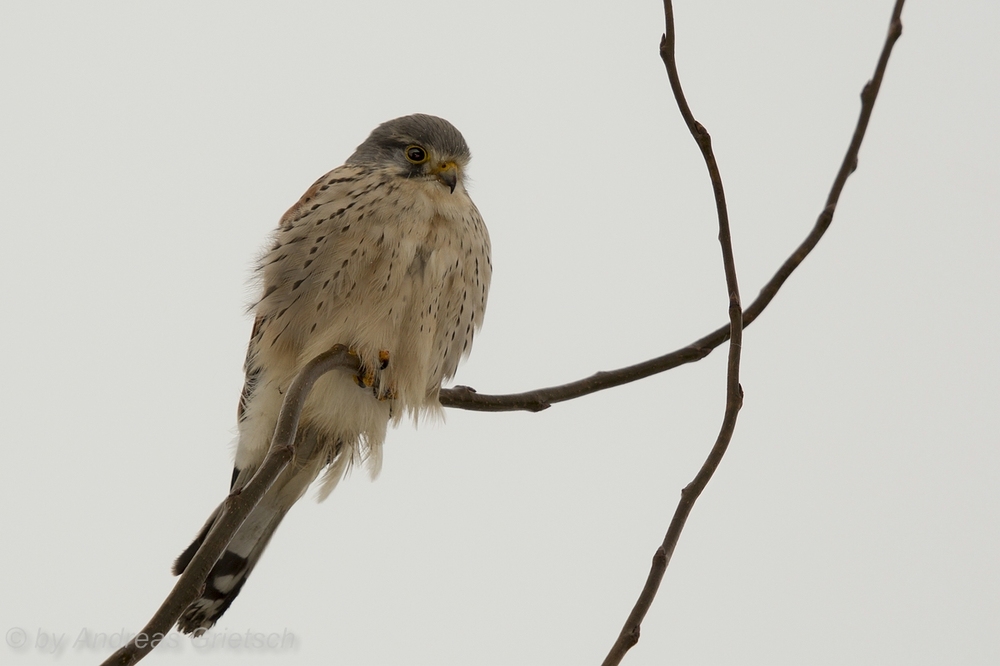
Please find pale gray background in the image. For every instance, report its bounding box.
[1,2,998,665]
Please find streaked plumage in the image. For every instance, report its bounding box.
[173,114,491,634]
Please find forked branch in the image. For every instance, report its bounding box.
[601,1,906,664]
[102,3,906,662]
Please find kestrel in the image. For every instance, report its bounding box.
[172,114,491,634]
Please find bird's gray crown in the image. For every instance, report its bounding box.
[347,114,470,167]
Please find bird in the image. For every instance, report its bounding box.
[171,114,491,635]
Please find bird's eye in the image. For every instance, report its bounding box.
[405,145,428,164]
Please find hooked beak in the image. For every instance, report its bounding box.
[432,161,459,193]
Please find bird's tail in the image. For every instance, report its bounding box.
[172,428,341,635]
[172,498,289,635]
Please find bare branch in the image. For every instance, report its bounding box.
[101,346,361,666]
[603,0,745,661]
[439,1,906,416]
[601,2,906,664]
[102,3,906,662]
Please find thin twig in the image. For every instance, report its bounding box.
[102,4,906,661]
[100,346,360,666]
[601,1,906,664]
[439,0,906,416]
[603,0,744,662]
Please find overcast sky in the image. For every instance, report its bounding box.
[2,2,998,665]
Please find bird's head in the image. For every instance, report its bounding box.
[347,113,471,193]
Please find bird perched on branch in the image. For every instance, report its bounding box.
[172,114,491,634]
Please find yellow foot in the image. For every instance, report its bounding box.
[351,349,390,389]
[376,383,397,401]
[348,348,376,388]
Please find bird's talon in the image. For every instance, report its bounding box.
[346,348,378,387]
[356,367,376,388]
[378,349,390,369]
